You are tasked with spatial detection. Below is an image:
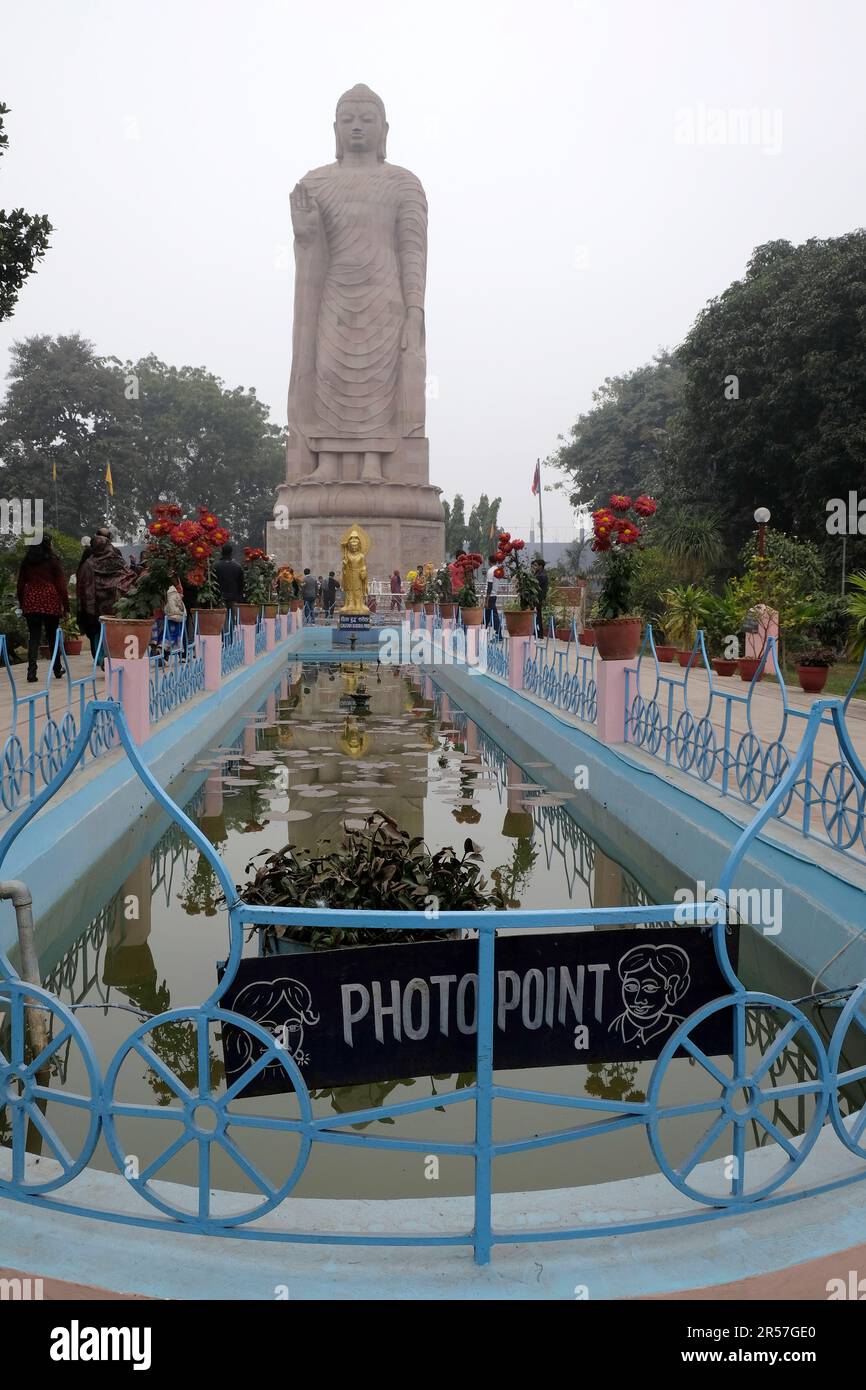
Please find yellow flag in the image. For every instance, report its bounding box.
[52,460,57,482]
[105,462,114,497]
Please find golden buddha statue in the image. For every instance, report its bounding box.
[339,523,371,616]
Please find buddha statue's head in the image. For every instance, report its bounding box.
[347,533,361,553]
[335,84,388,162]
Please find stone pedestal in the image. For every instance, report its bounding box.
[268,475,444,583]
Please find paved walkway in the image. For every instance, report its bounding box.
[0,651,107,747]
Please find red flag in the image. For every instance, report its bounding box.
[531,460,541,496]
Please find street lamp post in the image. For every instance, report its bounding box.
[753,506,771,559]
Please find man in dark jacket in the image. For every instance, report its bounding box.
[215,543,244,627]
[301,568,318,624]
[532,557,549,637]
[324,571,338,616]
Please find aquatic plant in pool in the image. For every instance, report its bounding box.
[239,810,510,950]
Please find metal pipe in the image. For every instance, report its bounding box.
[0,879,49,1058]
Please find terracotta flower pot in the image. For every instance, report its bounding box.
[289,599,301,612]
[738,657,764,682]
[654,645,676,662]
[438,602,456,619]
[797,664,830,694]
[99,616,152,659]
[593,618,642,661]
[504,609,535,637]
[64,639,83,656]
[676,649,693,668]
[423,602,436,615]
[237,603,259,626]
[461,606,483,626]
[712,658,737,677]
[579,629,597,647]
[555,626,572,642]
[193,606,227,636]
[264,603,278,619]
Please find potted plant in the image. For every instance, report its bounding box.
[404,569,420,611]
[239,812,509,953]
[434,562,456,619]
[240,548,277,623]
[111,584,159,658]
[60,612,83,656]
[591,494,657,659]
[661,583,711,666]
[418,564,437,615]
[651,628,677,663]
[579,621,596,647]
[796,648,834,694]
[451,552,484,625]
[702,586,742,676]
[491,531,539,636]
[189,557,228,636]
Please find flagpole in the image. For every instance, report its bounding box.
[536,457,545,561]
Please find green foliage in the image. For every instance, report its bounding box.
[464,494,502,558]
[554,352,683,514]
[661,584,712,648]
[442,494,467,555]
[630,546,674,629]
[847,572,866,661]
[0,336,285,543]
[0,104,52,322]
[653,506,726,581]
[675,234,866,550]
[740,528,825,598]
[240,812,509,951]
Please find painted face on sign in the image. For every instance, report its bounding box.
[610,943,691,1046]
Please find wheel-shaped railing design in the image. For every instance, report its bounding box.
[0,978,102,1193]
[734,731,764,804]
[821,762,864,852]
[647,993,829,1205]
[102,1007,313,1228]
[828,981,866,1158]
[0,736,26,812]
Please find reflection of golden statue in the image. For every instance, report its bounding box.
[339,523,370,615]
[340,717,370,758]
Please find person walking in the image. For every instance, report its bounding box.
[301,568,318,624]
[76,532,126,667]
[16,535,69,682]
[484,553,503,638]
[214,542,245,628]
[324,571,338,616]
[389,569,402,611]
[531,557,549,637]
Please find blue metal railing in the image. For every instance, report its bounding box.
[0,631,121,818]
[1,696,865,1265]
[221,617,245,677]
[523,618,597,724]
[483,626,509,681]
[274,613,283,643]
[148,614,206,725]
[254,610,267,655]
[625,626,866,866]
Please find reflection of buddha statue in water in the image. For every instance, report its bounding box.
[340,524,370,615]
[340,717,369,758]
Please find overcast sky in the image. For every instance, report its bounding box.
[2,0,865,538]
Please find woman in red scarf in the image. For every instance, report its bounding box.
[16,536,69,682]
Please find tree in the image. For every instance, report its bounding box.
[443,493,467,556]
[0,104,52,321]
[554,352,684,514]
[0,336,286,544]
[653,506,727,582]
[465,494,501,557]
[674,233,866,550]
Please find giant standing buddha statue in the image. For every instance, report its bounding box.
[268,84,445,580]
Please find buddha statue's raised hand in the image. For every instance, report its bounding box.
[290,182,319,244]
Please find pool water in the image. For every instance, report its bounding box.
[5,658,863,1203]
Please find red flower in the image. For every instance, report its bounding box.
[188,541,210,559]
[210,527,229,546]
[198,510,219,531]
[493,566,505,579]
[493,551,505,563]
[616,522,641,545]
[634,494,657,517]
[187,566,206,586]
[498,531,510,541]
[609,494,632,512]
[591,536,612,552]
[148,520,171,536]
[512,538,525,550]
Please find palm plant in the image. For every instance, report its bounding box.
[655,507,725,582]
[661,583,712,649]
[847,572,866,662]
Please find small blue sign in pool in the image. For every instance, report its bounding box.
[218,926,738,1096]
